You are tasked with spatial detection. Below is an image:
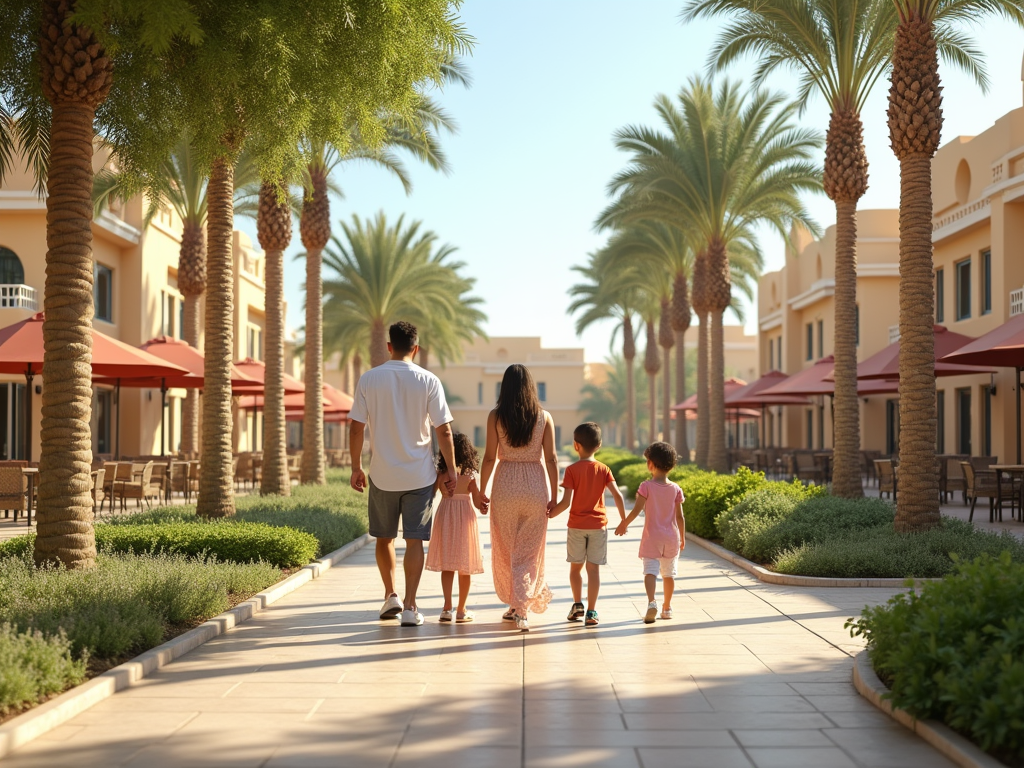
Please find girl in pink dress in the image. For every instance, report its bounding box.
[426,432,487,623]
[481,364,558,632]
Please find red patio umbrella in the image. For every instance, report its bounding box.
[234,358,305,452]
[0,313,189,459]
[854,325,992,380]
[942,313,1024,462]
[672,378,748,411]
[759,357,837,397]
[725,371,811,448]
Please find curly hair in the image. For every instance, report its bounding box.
[644,441,677,473]
[437,432,479,475]
[494,363,542,448]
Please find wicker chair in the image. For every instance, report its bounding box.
[168,461,190,502]
[941,456,968,504]
[113,461,158,511]
[874,459,896,500]
[962,461,1009,522]
[794,452,824,484]
[234,453,252,490]
[150,462,170,504]
[90,469,106,513]
[188,461,201,498]
[0,465,27,521]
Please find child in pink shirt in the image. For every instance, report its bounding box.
[615,442,684,624]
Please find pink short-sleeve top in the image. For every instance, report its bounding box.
[637,479,684,559]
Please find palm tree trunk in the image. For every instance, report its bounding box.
[623,315,636,451]
[831,199,864,498]
[649,368,657,444]
[695,315,709,468]
[659,300,673,449]
[708,310,728,473]
[197,154,236,518]
[644,319,660,444]
[419,347,430,370]
[353,353,363,385]
[370,320,389,368]
[34,99,99,568]
[258,181,291,497]
[889,15,942,531]
[674,328,689,462]
[181,294,200,455]
[301,242,325,485]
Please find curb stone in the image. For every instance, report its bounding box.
[687,532,939,588]
[0,532,371,760]
[852,650,1008,768]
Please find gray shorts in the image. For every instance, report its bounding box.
[566,527,608,565]
[368,479,435,541]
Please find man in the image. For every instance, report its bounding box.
[349,321,461,627]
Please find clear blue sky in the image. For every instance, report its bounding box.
[238,1,1024,363]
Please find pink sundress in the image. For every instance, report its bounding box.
[425,473,484,575]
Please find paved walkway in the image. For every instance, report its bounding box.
[5,517,952,768]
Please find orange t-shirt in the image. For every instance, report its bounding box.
[561,459,615,529]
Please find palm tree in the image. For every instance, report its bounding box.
[416,269,488,370]
[886,0,1024,530]
[95,137,259,457]
[685,0,895,497]
[322,213,481,377]
[643,317,661,443]
[600,78,821,472]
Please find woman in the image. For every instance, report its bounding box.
[481,364,558,631]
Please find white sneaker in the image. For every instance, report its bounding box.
[401,608,424,627]
[644,601,658,624]
[379,594,403,620]
[439,609,453,623]
[514,613,530,632]
[661,607,673,620]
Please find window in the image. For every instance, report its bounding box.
[768,339,774,370]
[935,268,944,323]
[816,320,824,359]
[161,291,178,338]
[777,337,782,370]
[936,390,945,453]
[94,264,113,322]
[537,382,547,402]
[473,425,483,447]
[956,387,971,455]
[495,381,501,402]
[886,399,900,456]
[0,247,25,284]
[246,325,264,361]
[477,382,483,405]
[806,323,813,361]
[955,258,971,321]
[981,249,992,315]
[178,301,185,340]
[855,305,860,346]
[817,403,825,449]
[94,389,113,455]
[805,409,814,449]
[982,385,994,457]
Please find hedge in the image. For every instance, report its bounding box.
[678,467,769,538]
[850,553,1024,763]
[595,448,646,477]
[0,623,85,715]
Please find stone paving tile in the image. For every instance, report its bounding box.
[1,518,957,767]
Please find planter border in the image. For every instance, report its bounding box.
[852,650,1008,768]
[0,532,371,760]
[687,532,939,588]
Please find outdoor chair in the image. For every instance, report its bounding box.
[971,456,998,472]
[149,462,169,504]
[90,469,105,514]
[287,454,301,483]
[0,465,27,521]
[861,451,882,486]
[234,454,252,490]
[113,461,158,511]
[187,461,201,499]
[941,456,967,504]
[961,461,1008,522]
[168,461,190,502]
[794,452,824,484]
[874,459,896,500]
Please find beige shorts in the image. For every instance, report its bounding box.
[566,527,608,565]
[643,556,678,579]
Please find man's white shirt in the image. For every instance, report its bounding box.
[348,360,453,492]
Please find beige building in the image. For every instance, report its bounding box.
[758,75,1024,460]
[433,337,588,450]
[0,151,273,459]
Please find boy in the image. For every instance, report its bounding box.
[548,422,626,627]
[615,442,684,624]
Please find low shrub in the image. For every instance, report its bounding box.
[0,623,86,715]
[678,467,768,538]
[95,522,318,568]
[716,482,822,558]
[0,551,279,659]
[741,495,894,564]
[617,462,651,498]
[595,448,645,477]
[849,553,1024,763]
[776,518,1024,578]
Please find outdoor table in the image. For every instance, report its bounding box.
[23,467,37,527]
[991,465,1024,521]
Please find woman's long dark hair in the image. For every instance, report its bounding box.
[495,364,542,448]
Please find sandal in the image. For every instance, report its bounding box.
[456,610,475,623]
[514,613,530,632]
[501,607,516,623]
[585,610,599,627]
[439,609,453,623]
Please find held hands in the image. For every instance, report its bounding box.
[476,493,490,515]
[442,470,458,498]
[350,468,367,493]
[546,500,560,519]
[614,520,629,536]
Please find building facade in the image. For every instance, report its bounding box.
[0,150,272,459]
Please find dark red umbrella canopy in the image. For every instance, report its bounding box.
[759,356,837,397]
[93,337,264,391]
[672,378,748,411]
[235,358,305,409]
[856,325,991,380]
[726,370,812,408]
[941,314,1024,368]
[0,313,189,379]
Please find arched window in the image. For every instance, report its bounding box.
[0,248,24,285]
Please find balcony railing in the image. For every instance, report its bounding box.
[0,284,38,310]
[1011,287,1024,317]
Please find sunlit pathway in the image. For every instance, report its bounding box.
[4,516,952,768]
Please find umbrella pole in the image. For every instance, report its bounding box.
[160,379,167,457]
[23,368,33,462]
[115,379,121,460]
